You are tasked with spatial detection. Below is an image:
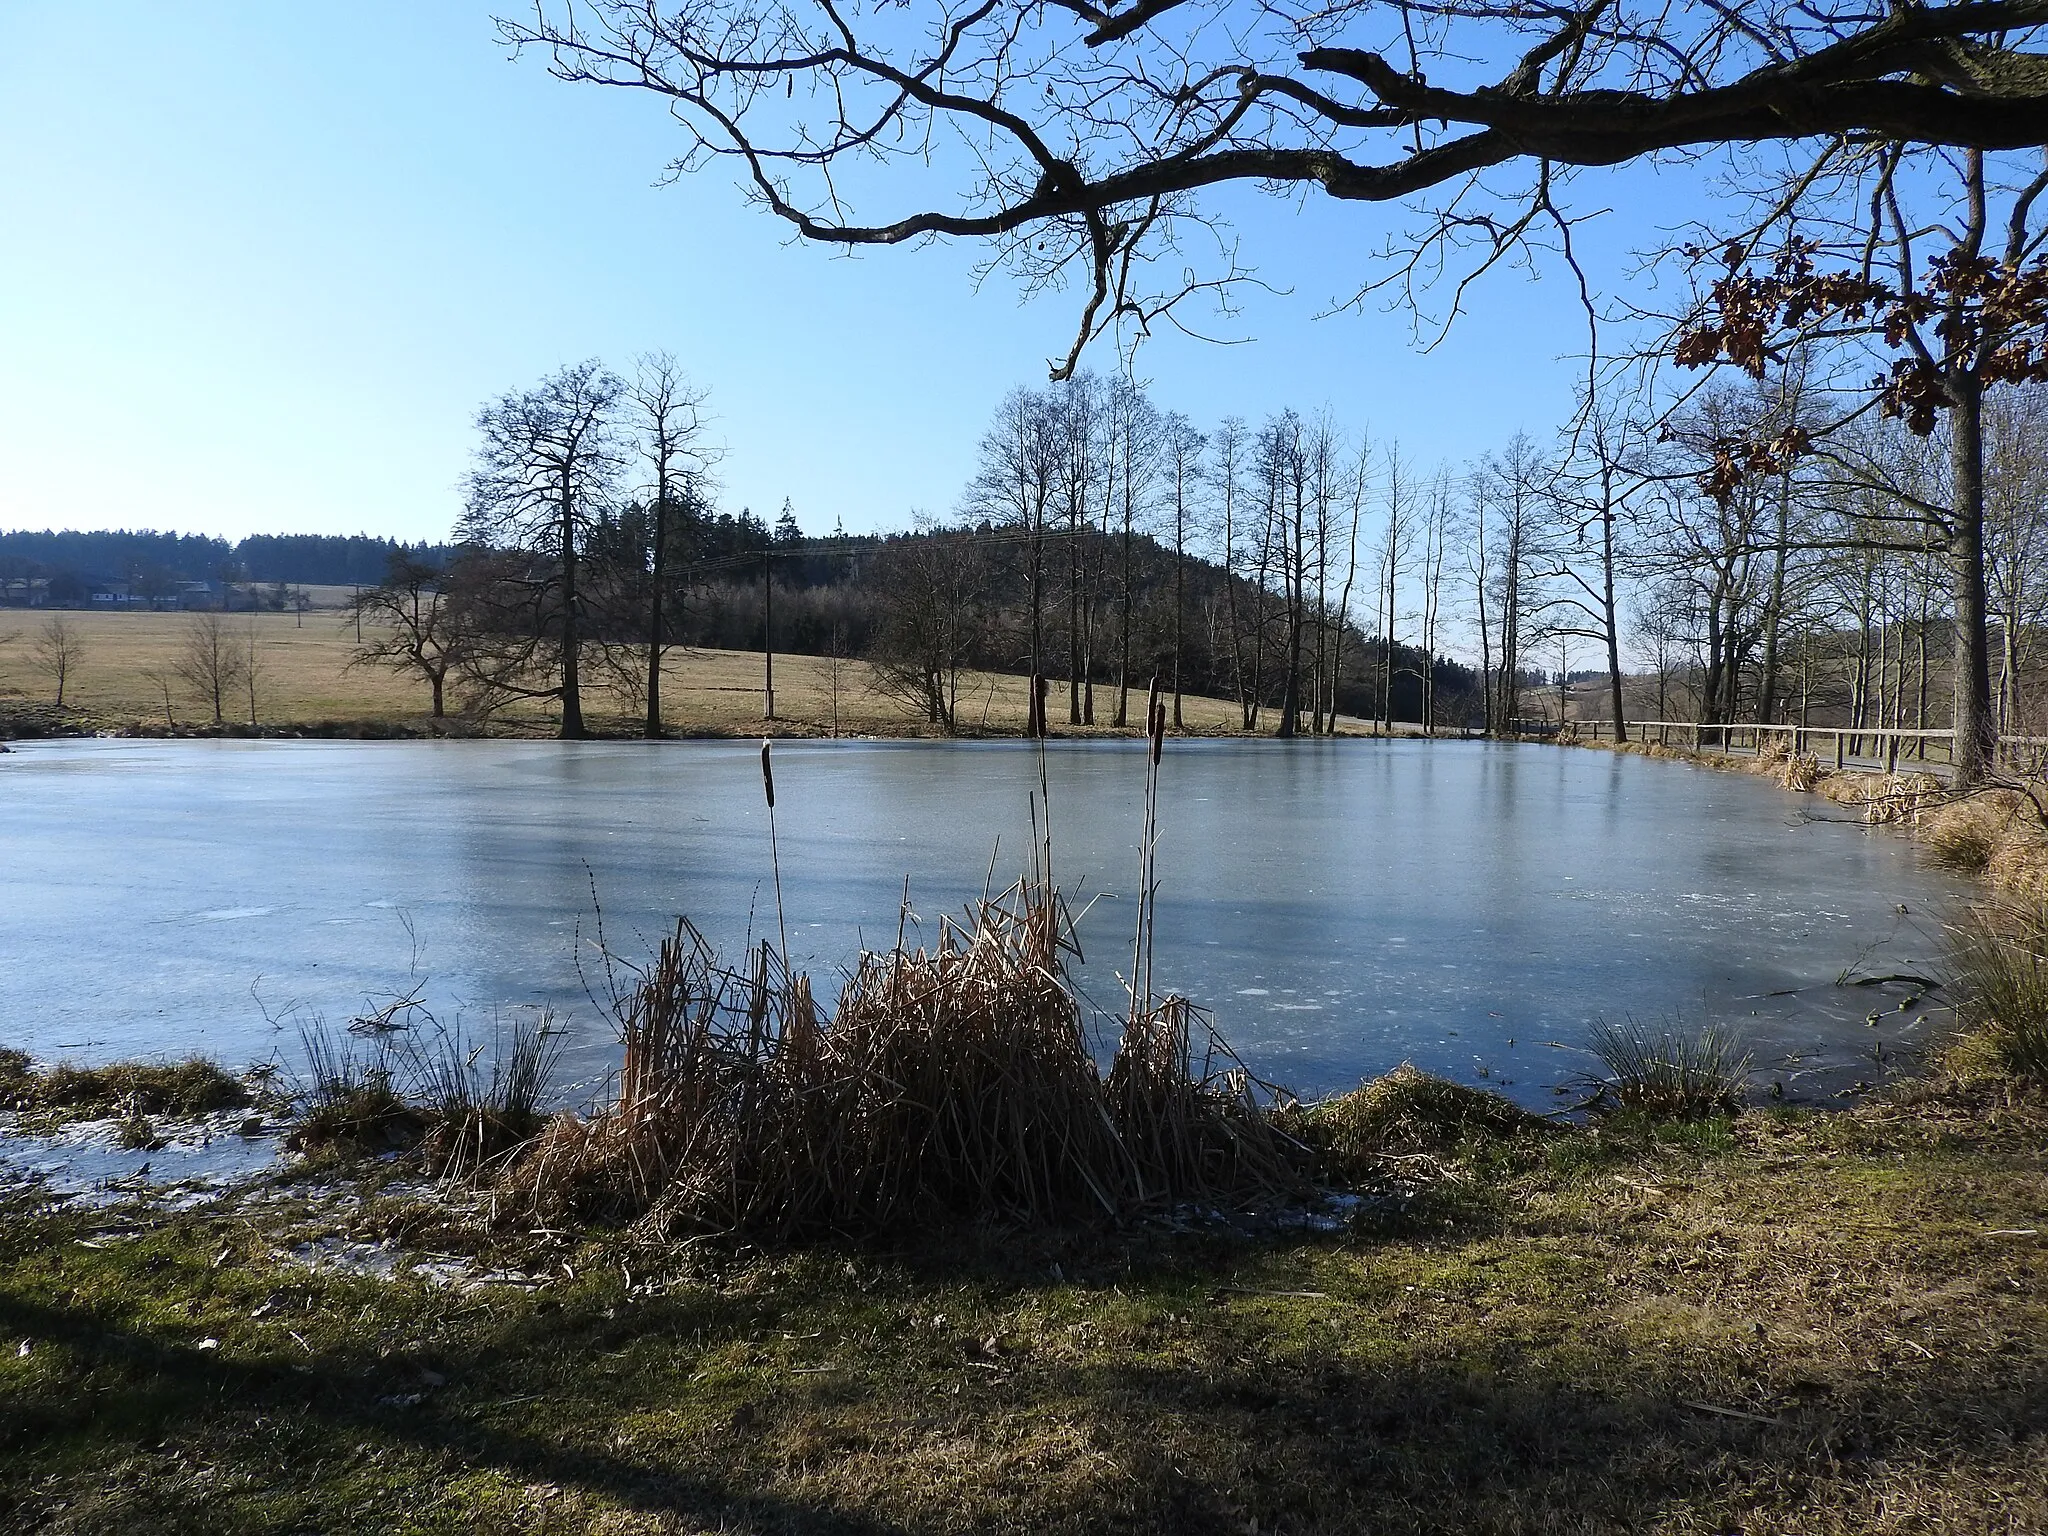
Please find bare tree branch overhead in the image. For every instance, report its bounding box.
[498,1,2048,371]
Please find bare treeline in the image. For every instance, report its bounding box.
[356,361,1480,738]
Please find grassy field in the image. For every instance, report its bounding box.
[0,609,1254,738]
[1,1086,2042,1534]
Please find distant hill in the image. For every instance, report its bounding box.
[0,529,458,589]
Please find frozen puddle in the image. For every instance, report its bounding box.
[285,1234,542,1291]
[0,1110,283,1204]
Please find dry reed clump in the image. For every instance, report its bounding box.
[500,883,1310,1240]
[1920,796,2009,874]
[1756,734,1793,767]
[1868,772,1945,824]
[1277,1064,1550,1187]
[1944,898,2048,1084]
[1780,751,1824,791]
[1911,789,2048,894]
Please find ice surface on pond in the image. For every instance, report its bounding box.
[0,1109,282,1203]
[0,736,1968,1106]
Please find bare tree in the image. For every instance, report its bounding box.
[32,615,84,706]
[1264,412,1310,738]
[626,352,715,738]
[460,359,626,739]
[1208,415,1259,728]
[173,613,246,726]
[868,530,991,731]
[1418,470,1454,733]
[1378,443,1412,731]
[346,553,470,718]
[1542,399,1641,741]
[241,621,264,727]
[1474,434,1548,732]
[967,385,1063,734]
[1320,432,1368,733]
[1161,412,1204,729]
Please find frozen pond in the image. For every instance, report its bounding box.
[0,737,1969,1107]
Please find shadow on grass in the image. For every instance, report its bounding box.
[4,1243,2045,1535]
[0,1283,908,1535]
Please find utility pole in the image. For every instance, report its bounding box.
[762,548,776,720]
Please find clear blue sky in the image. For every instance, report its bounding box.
[0,2,1694,544]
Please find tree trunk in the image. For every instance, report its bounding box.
[558,485,586,739]
[761,552,776,720]
[1277,482,1305,737]
[1475,506,1493,737]
[1756,472,1789,725]
[1601,493,1627,741]
[1028,503,1046,737]
[1950,376,1996,784]
[645,495,668,739]
[1114,498,1132,728]
[1172,523,1185,731]
[1700,593,1725,726]
[1068,523,1083,725]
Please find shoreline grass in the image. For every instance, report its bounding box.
[5,873,2043,1533]
[0,1050,251,1121]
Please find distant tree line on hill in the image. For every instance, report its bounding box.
[0,529,457,600]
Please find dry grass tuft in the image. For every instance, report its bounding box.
[400,1012,564,1178]
[284,1028,421,1154]
[1584,1017,1751,1119]
[1945,898,2048,1083]
[1779,750,1824,791]
[0,1053,251,1117]
[282,1014,563,1171]
[1922,798,2006,873]
[502,882,1309,1239]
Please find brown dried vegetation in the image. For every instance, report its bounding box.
[501,883,1309,1239]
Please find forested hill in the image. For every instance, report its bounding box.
[0,529,456,589]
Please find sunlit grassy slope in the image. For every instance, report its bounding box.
[0,609,1255,736]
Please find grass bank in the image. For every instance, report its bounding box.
[2,1076,2043,1534]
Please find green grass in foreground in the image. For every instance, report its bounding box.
[1,1089,2044,1535]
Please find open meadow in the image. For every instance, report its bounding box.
[0,608,1251,738]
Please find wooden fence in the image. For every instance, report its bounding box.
[1568,718,2048,777]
